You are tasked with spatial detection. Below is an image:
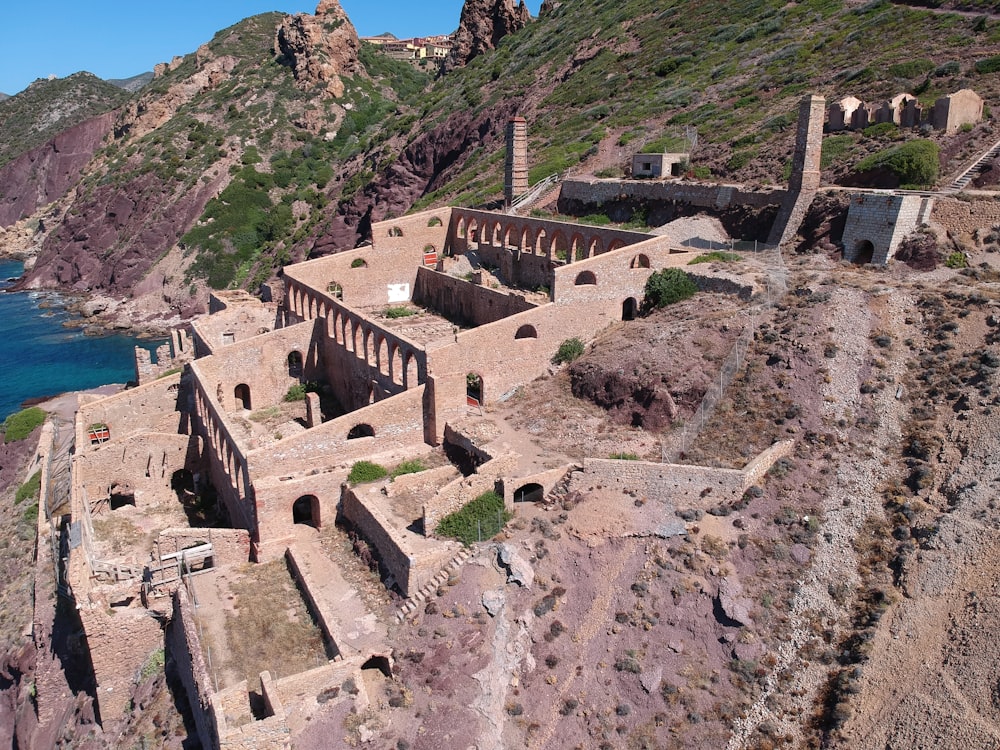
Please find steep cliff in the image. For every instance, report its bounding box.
[444,0,531,71]
[0,112,116,227]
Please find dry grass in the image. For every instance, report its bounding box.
[223,560,328,690]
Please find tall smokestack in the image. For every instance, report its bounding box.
[505,116,528,206]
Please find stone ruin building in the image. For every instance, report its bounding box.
[828,88,984,134]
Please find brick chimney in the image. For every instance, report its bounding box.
[504,116,528,206]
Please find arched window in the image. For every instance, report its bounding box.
[575,270,597,286]
[630,254,650,269]
[467,373,483,404]
[287,351,303,378]
[350,258,368,269]
[514,324,538,339]
[388,226,404,237]
[427,216,443,227]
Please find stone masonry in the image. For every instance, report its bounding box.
[768,95,825,247]
[841,193,928,265]
[504,116,528,205]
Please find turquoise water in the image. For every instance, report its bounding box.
[0,259,165,422]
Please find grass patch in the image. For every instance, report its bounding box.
[284,383,307,402]
[391,459,426,479]
[688,251,741,264]
[223,560,328,689]
[384,306,416,319]
[15,471,41,505]
[609,452,640,460]
[3,407,46,443]
[435,490,511,545]
[139,648,165,681]
[348,461,388,484]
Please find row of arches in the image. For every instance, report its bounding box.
[193,384,252,525]
[453,210,633,264]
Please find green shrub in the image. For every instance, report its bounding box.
[688,251,740,264]
[643,268,698,310]
[888,59,934,79]
[945,252,968,269]
[3,407,46,443]
[974,56,1000,75]
[348,461,388,484]
[609,452,640,460]
[284,384,306,402]
[821,135,854,169]
[384,306,415,319]
[854,140,939,188]
[15,471,41,505]
[140,649,166,680]
[862,122,898,139]
[552,337,585,365]
[391,459,426,479]
[435,490,511,545]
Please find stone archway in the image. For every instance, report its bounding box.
[513,483,544,503]
[234,384,252,410]
[293,495,320,528]
[622,297,638,321]
[853,240,875,265]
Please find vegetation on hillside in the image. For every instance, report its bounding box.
[854,139,940,187]
[0,72,129,168]
[2,407,46,443]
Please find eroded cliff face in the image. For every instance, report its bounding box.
[275,0,361,98]
[311,103,518,254]
[0,112,115,228]
[445,0,531,71]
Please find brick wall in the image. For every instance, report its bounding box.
[157,527,251,568]
[412,266,537,326]
[170,586,220,750]
[932,196,1000,237]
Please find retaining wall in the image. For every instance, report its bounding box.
[932,196,1000,237]
[559,178,787,211]
[412,265,536,326]
[170,586,221,750]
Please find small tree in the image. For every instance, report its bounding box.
[552,337,585,364]
[642,268,697,311]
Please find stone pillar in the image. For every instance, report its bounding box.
[789,95,825,193]
[504,116,528,206]
[305,392,321,428]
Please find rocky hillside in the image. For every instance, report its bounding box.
[0,0,997,331]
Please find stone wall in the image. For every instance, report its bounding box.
[170,586,220,750]
[932,89,984,135]
[559,179,786,212]
[931,196,1000,237]
[76,432,195,504]
[342,487,461,596]
[371,207,452,258]
[412,265,536,326]
[842,193,926,265]
[423,451,519,533]
[76,374,184,451]
[191,300,279,358]
[473,241,554,290]
[569,441,794,508]
[156,527,251,568]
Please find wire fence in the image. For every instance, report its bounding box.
[663,247,787,462]
[680,237,779,253]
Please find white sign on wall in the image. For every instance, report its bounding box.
[387,283,410,303]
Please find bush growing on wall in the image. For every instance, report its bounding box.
[642,268,698,311]
[348,461,388,484]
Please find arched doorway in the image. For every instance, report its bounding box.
[514,483,545,503]
[347,424,375,440]
[622,297,638,321]
[467,373,483,404]
[293,495,320,528]
[287,351,303,378]
[853,240,875,265]
[234,384,251,410]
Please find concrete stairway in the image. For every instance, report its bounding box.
[945,138,1000,193]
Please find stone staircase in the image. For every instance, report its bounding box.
[542,465,581,507]
[508,172,563,214]
[394,546,476,623]
[945,138,1000,193]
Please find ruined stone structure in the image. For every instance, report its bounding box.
[504,116,528,205]
[827,89,984,134]
[841,193,932,265]
[768,94,825,247]
[631,152,689,179]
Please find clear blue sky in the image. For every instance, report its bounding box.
[1,0,543,96]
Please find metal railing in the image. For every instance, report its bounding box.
[508,172,563,214]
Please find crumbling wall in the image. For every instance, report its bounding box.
[412,266,536,326]
[76,432,194,503]
[76,374,184,451]
[191,298,279,358]
[156,528,251,568]
[423,452,519,533]
[559,179,786,212]
[170,586,221,750]
[342,487,460,596]
[931,197,1000,237]
[473,241,554,290]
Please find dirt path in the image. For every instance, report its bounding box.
[728,285,910,747]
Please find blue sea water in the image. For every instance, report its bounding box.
[0,259,165,423]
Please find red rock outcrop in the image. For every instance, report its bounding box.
[0,111,115,227]
[275,0,361,98]
[445,0,531,72]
